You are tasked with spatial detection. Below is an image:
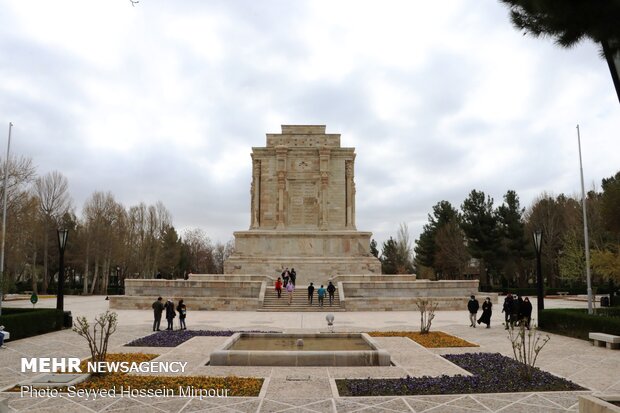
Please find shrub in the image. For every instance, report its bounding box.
[539,309,620,340]
[507,322,550,380]
[0,308,64,340]
[73,311,118,375]
[415,299,437,334]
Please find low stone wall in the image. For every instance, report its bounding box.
[109,295,258,311]
[343,280,480,298]
[330,274,417,283]
[123,279,262,298]
[188,274,274,282]
[110,278,264,310]
[344,296,497,311]
[340,279,496,311]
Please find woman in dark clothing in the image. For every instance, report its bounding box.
[477,297,492,328]
[515,295,524,324]
[177,299,187,330]
[165,299,176,330]
[522,297,533,329]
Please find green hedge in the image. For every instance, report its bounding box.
[0,308,65,340]
[539,308,620,340]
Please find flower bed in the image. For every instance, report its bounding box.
[126,330,279,347]
[368,331,477,348]
[336,352,583,396]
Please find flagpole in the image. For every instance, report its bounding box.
[0,122,13,316]
[577,124,593,314]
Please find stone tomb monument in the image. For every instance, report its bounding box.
[110,125,486,311]
[224,125,381,281]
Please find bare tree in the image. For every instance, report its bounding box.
[213,239,235,274]
[0,156,37,293]
[34,171,71,293]
[82,191,125,294]
[182,228,215,273]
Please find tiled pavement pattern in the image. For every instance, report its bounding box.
[1,296,618,412]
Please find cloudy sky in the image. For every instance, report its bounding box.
[1,0,619,247]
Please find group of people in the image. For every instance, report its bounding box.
[501,293,533,329]
[274,267,337,306]
[306,281,336,307]
[151,296,187,331]
[467,293,533,329]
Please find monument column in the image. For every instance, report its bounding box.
[319,148,330,230]
[345,158,356,229]
[250,157,261,229]
[275,146,287,229]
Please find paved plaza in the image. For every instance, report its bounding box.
[1,295,618,412]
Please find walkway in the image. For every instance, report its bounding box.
[0,296,617,412]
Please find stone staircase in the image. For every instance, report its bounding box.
[260,285,344,311]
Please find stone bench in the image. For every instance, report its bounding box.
[589,332,620,349]
[557,291,569,296]
[0,330,9,341]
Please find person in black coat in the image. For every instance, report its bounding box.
[307,282,315,305]
[502,294,514,329]
[521,296,533,329]
[164,299,176,330]
[152,296,164,331]
[467,295,480,328]
[290,268,297,286]
[177,299,187,330]
[514,295,524,325]
[477,297,492,328]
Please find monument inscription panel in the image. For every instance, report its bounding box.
[289,180,318,227]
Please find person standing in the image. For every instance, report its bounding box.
[290,268,297,286]
[327,281,336,306]
[317,285,326,307]
[515,295,524,325]
[522,296,533,329]
[177,299,187,330]
[152,296,164,331]
[164,299,176,330]
[477,297,492,328]
[282,267,290,288]
[307,282,315,305]
[467,295,479,327]
[286,281,295,305]
[275,277,283,298]
[502,294,514,329]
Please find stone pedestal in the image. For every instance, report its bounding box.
[224,229,381,281]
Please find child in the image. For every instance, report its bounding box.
[275,277,283,298]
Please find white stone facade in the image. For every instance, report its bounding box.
[224,125,381,281]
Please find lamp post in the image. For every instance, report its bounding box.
[533,229,544,313]
[56,229,69,311]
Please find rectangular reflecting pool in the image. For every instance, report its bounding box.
[210,333,391,366]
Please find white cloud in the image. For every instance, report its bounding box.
[1,0,619,248]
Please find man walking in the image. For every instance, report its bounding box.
[317,285,326,307]
[327,281,336,306]
[307,282,315,305]
[152,296,164,331]
[467,295,479,328]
